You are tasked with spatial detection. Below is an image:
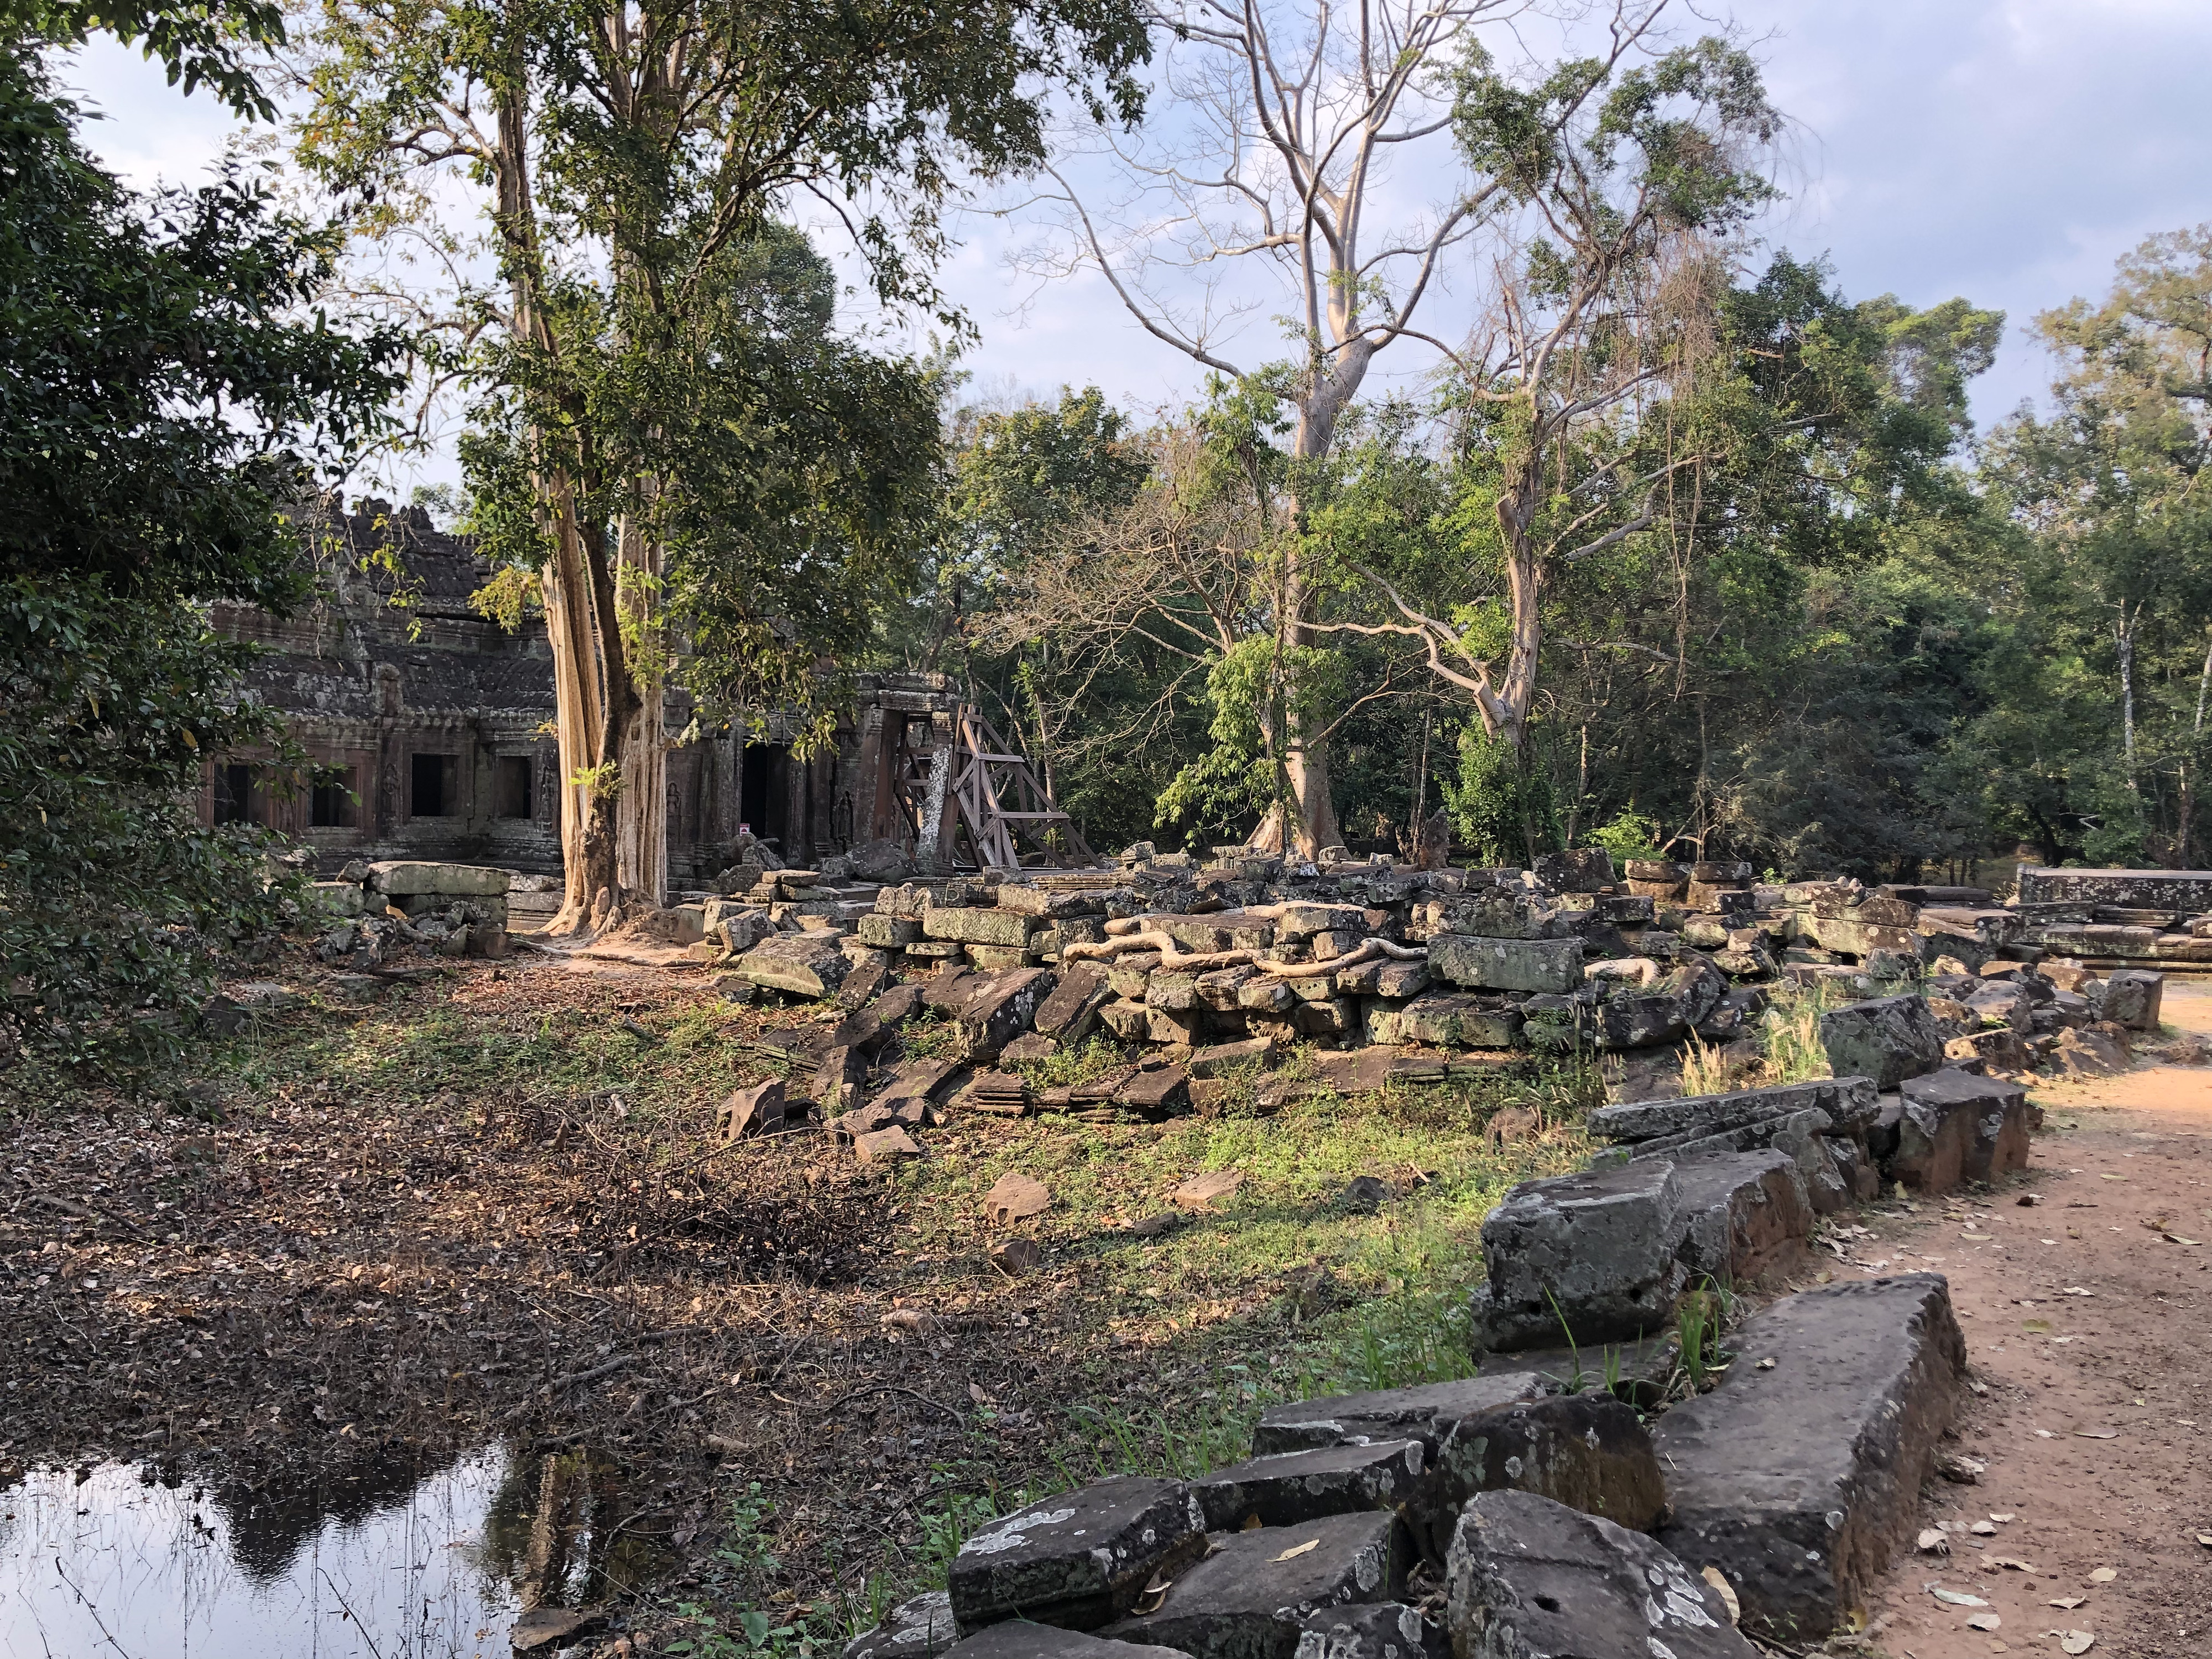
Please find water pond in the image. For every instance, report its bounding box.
[0,1440,664,1657]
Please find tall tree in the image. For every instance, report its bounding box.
[1024,0,1756,853]
[292,0,1148,925]
[1975,226,2212,864]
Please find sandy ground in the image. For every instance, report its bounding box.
[1856,982,2212,1659]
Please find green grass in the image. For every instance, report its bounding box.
[1759,980,1842,1083]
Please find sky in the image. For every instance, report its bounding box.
[56,0,2212,483]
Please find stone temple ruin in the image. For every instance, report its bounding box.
[291,734,2209,1655]
[196,498,1051,899]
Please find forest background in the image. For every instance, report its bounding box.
[4,0,2210,1071]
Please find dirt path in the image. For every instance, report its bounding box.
[1855,983,2212,1659]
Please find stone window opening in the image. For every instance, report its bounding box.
[494,754,534,820]
[310,765,356,828]
[410,752,459,818]
[212,762,255,826]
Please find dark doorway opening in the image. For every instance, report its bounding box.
[310,767,356,828]
[213,763,254,826]
[740,743,790,849]
[494,755,534,820]
[411,752,458,818]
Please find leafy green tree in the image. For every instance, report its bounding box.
[293,0,1149,921]
[1971,227,2212,865]
[0,30,397,1074]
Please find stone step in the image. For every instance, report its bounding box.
[845,1593,958,1659]
[1190,1441,1426,1532]
[1446,1490,1756,1659]
[1650,1274,1967,1642]
[1251,1374,1541,1459]
[950,1477,1204,1633]
[1100,1510,1410,1659]
[941,1623,1194,1659]
[1290,1604,1443,1659]
[1409,1392,1665,1561]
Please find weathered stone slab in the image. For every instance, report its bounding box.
[1891,1066,2037,1193]
[949,1477,1206,1632]
[1447,1490,1756,1659]
[1389,993,1521,1050]
[962,968,1057,1061]
[1469,1160,1687,1352]
[1671,1149,1813,1285]
[717,1079,785,1142]
[844,1592,958,1659]
[1100,1511,1408,1659]
[1033,963,1113,1042]
[1291,1603,1443,1659]
[2018,865,2212,910]
[1191,1441,1426,1532]
[1411,1394,1665,1559]
[367,859,510,897]
[1533,847,1616,894]
[1422,894,1574,940]
[1651,1274,1966,1644]
[940,1623,1192,1659]
[739,932,852,998]
[858,913,924,948]
[926,906,1043,948]
[1593,959,1726,1050]
[1428,934,1582,994]
[1251,1375,1542,1459]
[1587,1077,1877,1144]
[1817,994,1945,1088]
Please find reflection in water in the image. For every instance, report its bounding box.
[0,1442,665,1658]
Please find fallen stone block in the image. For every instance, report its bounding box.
[2053,1024,2127,1078]
[1587,1077,1878,1146]
[1671,1149,1813,1285]
[853,1125,921,1163]
[1390,993,1521,1049]
[717,1079,786,1142]
[939,1621,1192,1659]
[1421,893,1574,940]
[1817,993,1945,1088]
[1252,1374,1542,1458]
[1033,963,1113,1042]
[1652,1274,1966,1644]
[1469,1160,1688,1352]
[738,933,852,999]
[1117,1065,1192,1118]
[925,905,1044,948]
[1447,1490,1755,1659]
[2096,966,2164,1031]
[1411,1394,1665,1559]
[950,1478,1206,1633]
[1944,1026,2030,1071]
[1100,1511,1408,1659]
[1890,1067,2037,1193]
[1593,959,1726,1050]
[1533,847,1616,893]
[1428,934,1582,994]
[367,859,509,898]
[844,1592,958,1659]
[1191,1441,1426,1532]
[1291,1603,1443,1659]
[963,968,1057,1062]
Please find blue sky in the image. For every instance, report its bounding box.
[59,0,2211,482]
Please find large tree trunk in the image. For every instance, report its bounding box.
[541,529,604,931]
[614,510,667,906]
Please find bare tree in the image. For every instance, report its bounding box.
[1016,0,1678,852]
[1311,37,1781,755]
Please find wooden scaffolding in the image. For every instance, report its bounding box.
[883,703,1093,872]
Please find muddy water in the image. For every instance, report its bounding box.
[0,1442,662,1657]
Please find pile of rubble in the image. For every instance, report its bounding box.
[842,1222,1976,1659]
[308,859,513,968]
[692,846,2176,1097]
[2013,865,2212,966]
